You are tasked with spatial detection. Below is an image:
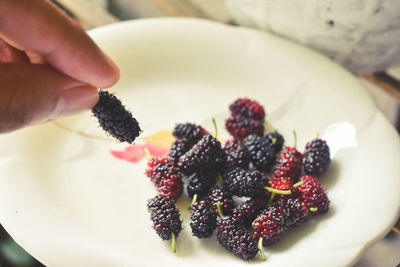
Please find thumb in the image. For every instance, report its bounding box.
[0,63,99,133]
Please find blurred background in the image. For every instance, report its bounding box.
[0,0,399,266]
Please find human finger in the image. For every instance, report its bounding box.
[0,38,29,63]
[0,63,98,133]
[0,0,119,88]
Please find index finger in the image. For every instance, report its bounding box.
[0,0,119,88]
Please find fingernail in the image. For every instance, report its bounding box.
[52,85,99,118]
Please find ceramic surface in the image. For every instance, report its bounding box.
[0,18,399,267]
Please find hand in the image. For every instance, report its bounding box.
[0,0,120,133]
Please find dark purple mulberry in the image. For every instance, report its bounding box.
[186,171,216,199]
[92,90,141,143]
[277,197,309,228]
[244,134,276,172]
[208,186,234,215]
[264,131,285,153]
[147,195,182,240]
[172,123,208,142]
[225,116,264,140]
[217,217,259,260]
[168,138,195,165]
[232,195,268,226]
[178,134,225,176]
[223,167,269,198]
[223,139,250,169]
[302,139,331,177]
[229,98,265,121]
[190,200,217,238]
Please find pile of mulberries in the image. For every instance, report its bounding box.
[144,97,332,261]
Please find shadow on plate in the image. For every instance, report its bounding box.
[320,159,341,190]
[267,205,337,253]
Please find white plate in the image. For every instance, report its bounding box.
[0,18,399,267]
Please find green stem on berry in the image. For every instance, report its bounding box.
[316,132,320,139]
[272,137,277,145]
[190,194,198,208]
[264,186,292,195]
[216,202,224,218]
[171,232,177,253]
[269,192,276,203]
[310,207,318,212]
[293,130,297,149]
[264,120,277,132]
[212,118,218,138]
[293,181,304,188]
[217,173,224,187]
[258,237,266,261]
[144,147,152,160]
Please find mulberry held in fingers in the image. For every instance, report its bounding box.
[295,176,330,214]
[244,134,276,172]
[223,139,250,169]
[229,98,265,121]
[178,134,225,176]
[225,116,264,140]
[190,200,217,238]
[302,139,331,177]
[217,217,259,260]
[223,167,269,198]
[92,90,141,143]
[147,195,182,241]
[172,123,208,142]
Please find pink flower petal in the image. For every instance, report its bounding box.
[145,143,170,157]
[110,143,170,163]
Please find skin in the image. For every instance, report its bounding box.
[0,0,120,133]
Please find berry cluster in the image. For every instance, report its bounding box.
[254,136,331,246]
[144,97,332,261]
